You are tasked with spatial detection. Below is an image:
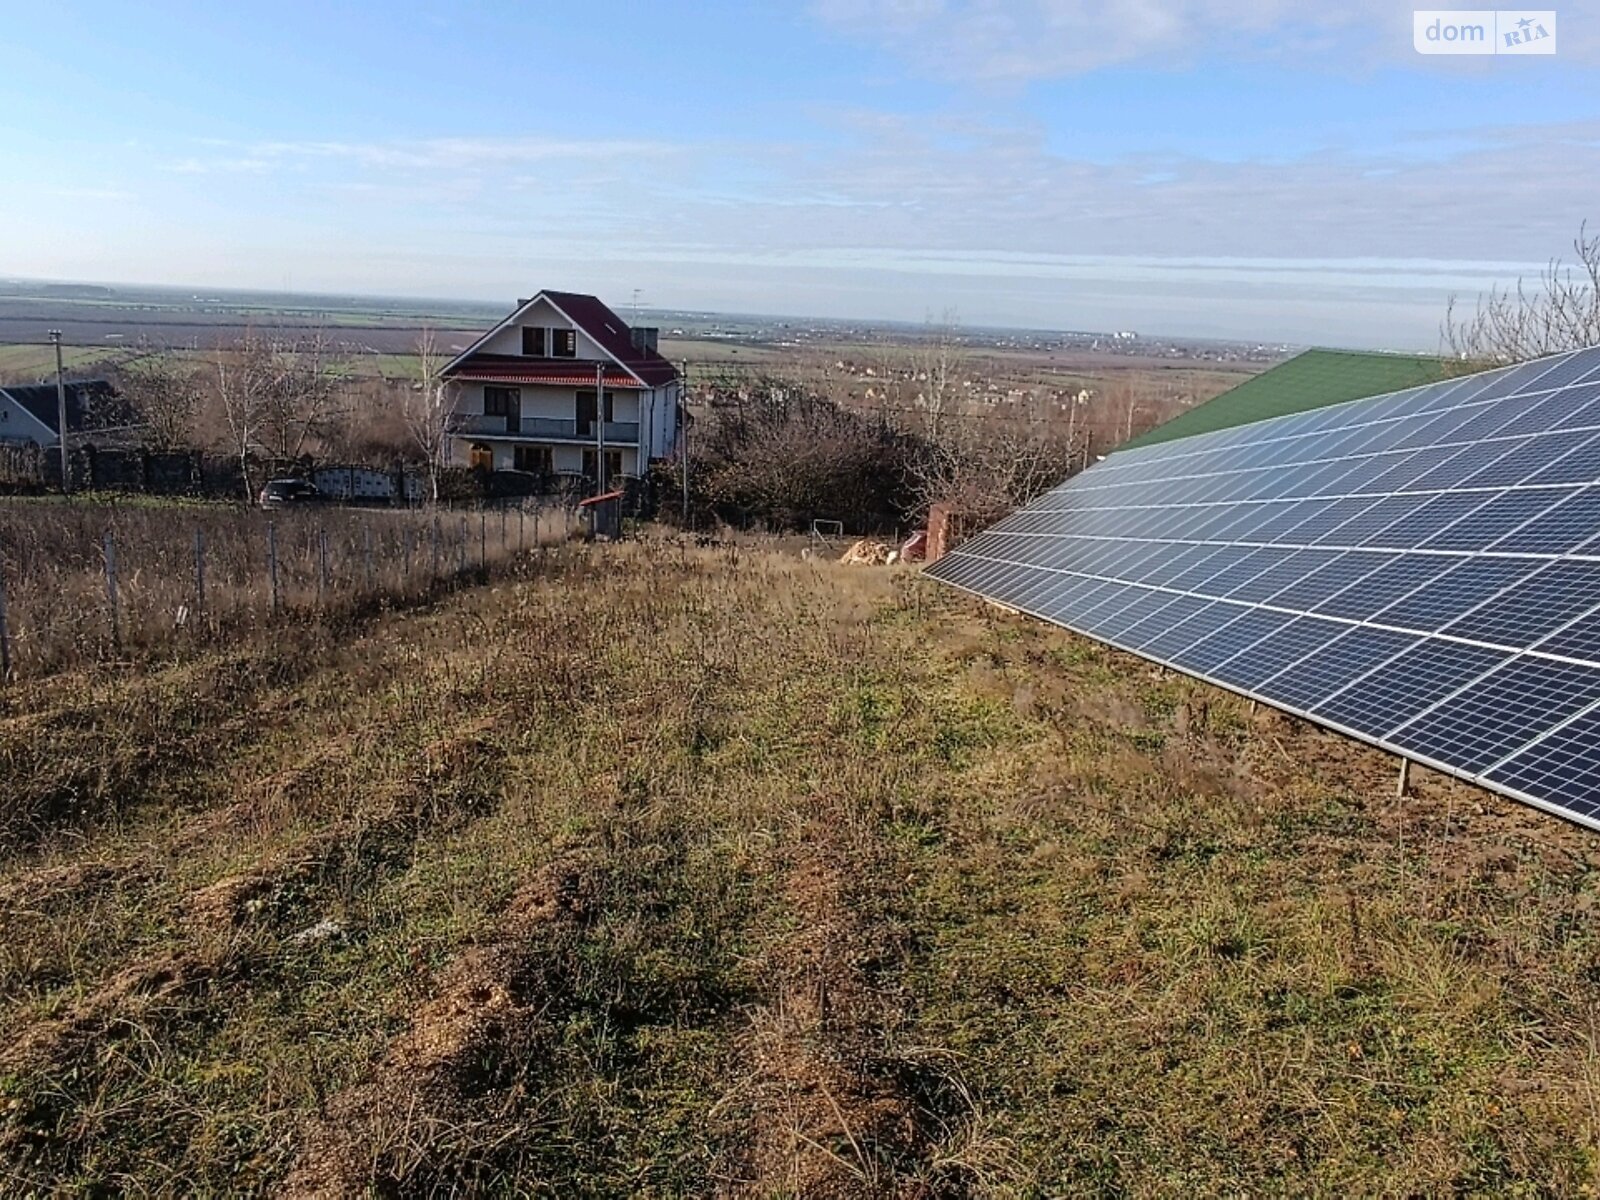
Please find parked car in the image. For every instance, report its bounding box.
[257,478,324,508]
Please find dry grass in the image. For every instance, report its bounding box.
[0,540,1597,1195]
[0,498,567,678]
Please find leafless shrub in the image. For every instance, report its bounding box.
[686,370,918,531]
[907,392,1082,527]
[684,315,1093,535]
[882,315,1086,524]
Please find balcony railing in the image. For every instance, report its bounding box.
[455,414,640,441]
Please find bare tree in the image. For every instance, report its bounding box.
[215,330,275,499]
[909,394,1080,528]
[911,310,966,442]
[116,343,205,449]
[400,327,456,502]
[254,330,345,461]
[1444,224,1600,365]
[214,329,344,497]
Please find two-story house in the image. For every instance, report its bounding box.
[441,290,681,484]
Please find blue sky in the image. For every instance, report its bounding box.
[2,0,1597,347]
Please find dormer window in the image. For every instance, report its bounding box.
[522,326,546,356]
[552,329,577,358]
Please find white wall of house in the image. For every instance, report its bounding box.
[0,393,58,446]
[449,382,645,425]
[451,439,639,475]
[444,289,680,466]
[477,296,612,361]
[650,381,680,458]
[447,383,680,458]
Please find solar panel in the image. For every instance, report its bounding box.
[925,346,1600,832]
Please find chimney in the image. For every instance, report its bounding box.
[630,326,660,354]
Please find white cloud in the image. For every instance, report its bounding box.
[809,0,1592,80]
[31,109,1600,347]
[167,156,274,175]
[184,136,681,174]
[654,110,1600,269]
[46,187,136,202]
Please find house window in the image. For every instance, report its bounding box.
[521,326,546,356]
[468,443,494,470]
[483,386,520,416]
[582,448,624,482]
[575,389,615,435]
[513,445,553,474]
[552,329,577,358]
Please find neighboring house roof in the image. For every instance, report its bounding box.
[444,289,679,388]
[0,379,118,436]
[1118,348,1449,453]
[447,357,647,389]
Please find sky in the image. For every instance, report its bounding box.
[1,0,1598,348]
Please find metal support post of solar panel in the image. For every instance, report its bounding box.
[925,346,1600,832]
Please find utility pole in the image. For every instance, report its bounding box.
[679,361,690,526]
[594,361,607,495]
[48,330,69,492]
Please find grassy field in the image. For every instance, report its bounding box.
[1,540,1597,1194]
[0,345,120,378]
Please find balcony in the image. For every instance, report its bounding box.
[455,414,640,441]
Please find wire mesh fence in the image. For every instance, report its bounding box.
[0,499,570,679]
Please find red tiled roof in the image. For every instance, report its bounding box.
[448,356,644,388]
[541,290,679,387]
[442,289,679,388]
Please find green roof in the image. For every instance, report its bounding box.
[1118,348,1449,453]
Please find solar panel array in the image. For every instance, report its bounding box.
[926,346,1600,831]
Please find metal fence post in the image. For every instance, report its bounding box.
[318,527,329,604]
[364,525,375,593]
[431,516,441,580]
[457,516,467,576]
[518,505,525,553]
[480,510,487,570]
[193,528,206,621]
[268,521,281,615]
[0,550,12,682]
[103,530,121,650]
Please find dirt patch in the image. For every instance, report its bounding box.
[727,816,959,1198]
[0,951,216,1082]
[281,852,596,1197]
[0,858,146,915]
[183,830,355,930]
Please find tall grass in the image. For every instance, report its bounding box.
[0,498,570,677]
